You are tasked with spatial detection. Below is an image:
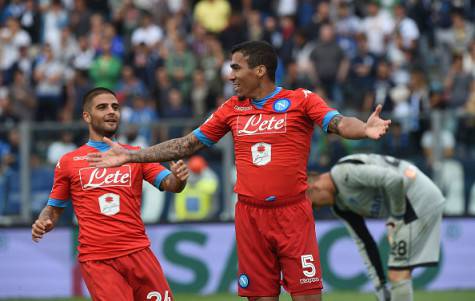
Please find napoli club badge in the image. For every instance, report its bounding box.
[273,98,291,113]
[239,274,250,288]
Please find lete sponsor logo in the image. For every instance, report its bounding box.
[237,113,286,136]
[79,165,131,190]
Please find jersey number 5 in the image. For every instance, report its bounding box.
[301,254,316,277]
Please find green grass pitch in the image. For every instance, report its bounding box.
[3,290,475,301]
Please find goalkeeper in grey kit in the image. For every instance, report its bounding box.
[307,153,445,301]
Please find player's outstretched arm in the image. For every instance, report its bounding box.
[88,132,207,167]
[328,105,391,139]
[32,205,64,242]
[161,160,189,193]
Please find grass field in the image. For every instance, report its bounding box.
[3,291,475,301]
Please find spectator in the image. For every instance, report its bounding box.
[445,53,474,110]
[122,96,158,142]
[165,38,196,97]
[346,33,377,112]
[0,17,31,83]
[161,88,191,139]
[87,13,105,51]
[369,60,395,113]
[190,69,212,120]
[19,0,41,44]
[334,2,361,59]
[68,0,91,38]
[172,155,218,221]
[437,9,475,55]
[41,0,68,53]
[392,3,420,51]
[47,132,77,165]
[193,0,231,34]
[463,40,475,77]
[67,69,92,120]
[103,22,125,59]
[421,128,465,215]
[359,1,394,57]
[11,45,34,83]
[310,23,348,105]
[116,65,149,106]
[72,35,95,72]
[219,13,248,52]
[89,39,122,90]
[131,11,164,48]
[304,0,331,42]
[34,44,66,121]
[57,27,79,65]
[8,70,35,121]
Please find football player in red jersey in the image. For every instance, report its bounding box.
[32,87,188,301]
[88,41,391,301]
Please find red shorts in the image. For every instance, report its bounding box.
[79,247,173,301]
[235,196,323,297]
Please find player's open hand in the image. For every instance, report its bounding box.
[87,137,131,168]
[365,105,391,139]
[170,160,189,182]
[32,218,53,242]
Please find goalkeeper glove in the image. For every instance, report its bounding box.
[386,216,404,245]
[375,284,391,301]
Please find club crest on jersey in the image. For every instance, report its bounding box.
[273,98,290,113]
[238,274,249,288]
[79,165,132,190]
[237,113,287,136]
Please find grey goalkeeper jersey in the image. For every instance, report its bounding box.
[330,154,445,221]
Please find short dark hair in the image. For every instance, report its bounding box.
[82,87,116,111]
[231,41,278,82]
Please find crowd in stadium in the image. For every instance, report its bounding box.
[0,0,475,218]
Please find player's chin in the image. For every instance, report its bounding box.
[102,126,118,137]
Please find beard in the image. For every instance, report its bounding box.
[91,119,119,138]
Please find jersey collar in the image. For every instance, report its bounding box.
[87,139,114,152]
[251,86,282,109]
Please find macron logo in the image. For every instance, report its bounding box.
[79,166,131,190]
[237,113,286,136]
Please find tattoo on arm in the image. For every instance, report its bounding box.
[328,115,343,134]
[130,132,206,163]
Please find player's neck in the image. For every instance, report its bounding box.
[89,132,115,143]
[252,82,277,100]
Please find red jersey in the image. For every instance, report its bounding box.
[193,87,339,203]
[48,141,171,262]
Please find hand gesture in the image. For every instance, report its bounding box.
[170,160,189,182]
[87,137,130,168]
[365,105,391,139]
[32,218,54,242]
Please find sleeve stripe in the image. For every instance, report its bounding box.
[192,128,216,147]
[322,110,340,133]
[47,198,69,208]
[154,169,172,191]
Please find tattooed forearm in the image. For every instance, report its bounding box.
[328,115,343,134]
[130,132,206,163]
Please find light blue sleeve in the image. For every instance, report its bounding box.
[47,198,69,208]
[322,111,341,133]
[153,169,172,191]
[192,128,216,147]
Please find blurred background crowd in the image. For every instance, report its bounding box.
[0,0,474,223]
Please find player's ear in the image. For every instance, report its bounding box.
[255,65,266,79]
[83,111,91,123]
